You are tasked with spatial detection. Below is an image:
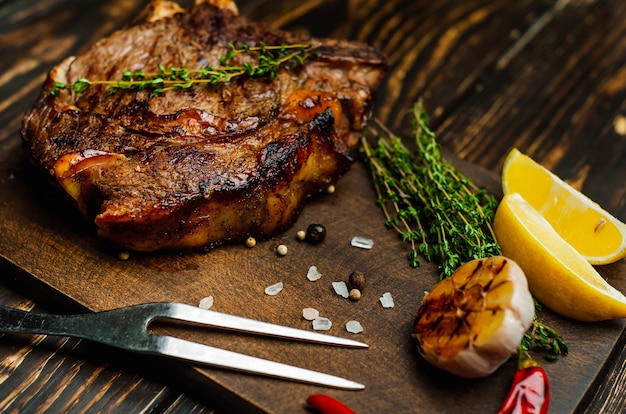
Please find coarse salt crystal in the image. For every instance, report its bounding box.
[312,317,332,331]
[302,307,319,321]
[198,296,214,310]
[351,236,374,249]
[380,292,395,308]
[265,281,284,296]
[307,265,322,281]
[346,320,363,334]
[332,281,349,298]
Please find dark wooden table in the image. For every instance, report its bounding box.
[1,0,625,412]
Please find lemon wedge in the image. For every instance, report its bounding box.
[493,193,626,321]
[502,148,626,265]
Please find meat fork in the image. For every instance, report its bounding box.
[0,302,367,390]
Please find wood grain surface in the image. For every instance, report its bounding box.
[1,0,625,413]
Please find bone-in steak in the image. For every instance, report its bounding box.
[21,0,387,252]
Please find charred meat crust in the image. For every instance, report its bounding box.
[21,0,387,252]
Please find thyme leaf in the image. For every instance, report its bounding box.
[50,43,313,97]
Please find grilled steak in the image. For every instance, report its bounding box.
[21,0,387,252]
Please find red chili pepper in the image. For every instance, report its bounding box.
[496,353,550,414]
[306,394,356,414]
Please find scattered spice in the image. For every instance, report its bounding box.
[276,244,288,256]
[348,289,361,301]
[245,236,256,248]
[346,320,364,334]
[118,250,130,260]
[305,223,327,244]
[296,230,306,240]
[350,236,374,249]
[307,265,323,281]
[264,282,283,296]
[306,394,356,414]
[198,296,214,310]
[302,307,319,321]
[332,281,349,298]
[326,184,336,194]
[379,292,394,308]
[347,271,367,292]
[312,317,332,331]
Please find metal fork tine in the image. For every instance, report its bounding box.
[158,302,368,348]
[153,335,365,390]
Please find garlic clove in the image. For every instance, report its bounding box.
[412,256,535,378]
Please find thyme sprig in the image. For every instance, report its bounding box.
[50,42,313,97]
[523,303,569,361]
[361,101,500,278]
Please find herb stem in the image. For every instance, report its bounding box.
[50,43,313,97]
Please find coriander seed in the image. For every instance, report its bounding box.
[245,236,256,248]
[296,230,306,241]
[349,289,362,301]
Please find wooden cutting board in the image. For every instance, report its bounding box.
[1,132,625,413]
[3,0,626,411]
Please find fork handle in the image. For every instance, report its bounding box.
[0,306,92,338]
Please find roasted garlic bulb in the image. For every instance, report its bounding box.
[412,256,535,378]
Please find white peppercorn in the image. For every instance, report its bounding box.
[349,289,362,301]
[276,244,288,256]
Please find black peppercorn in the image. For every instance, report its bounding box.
[305,223,326,244]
